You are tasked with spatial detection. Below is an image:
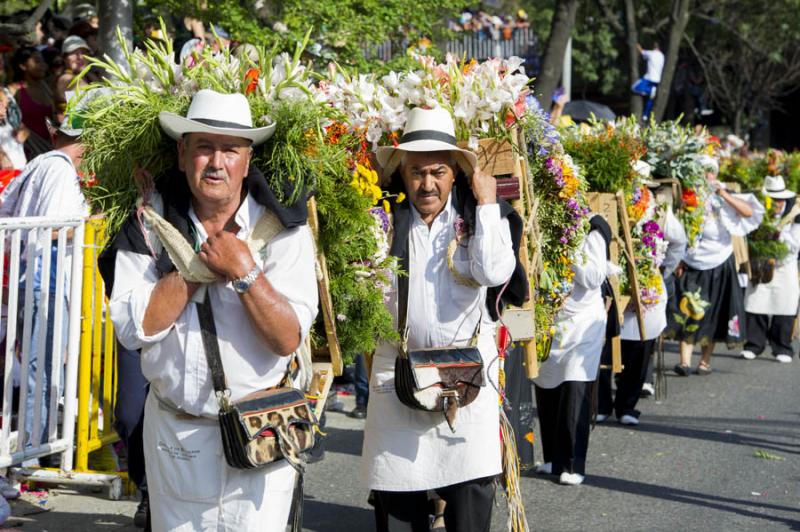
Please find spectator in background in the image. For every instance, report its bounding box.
[68,20,99,54]
[71,3,99,28]
[0,112,88,454]
[632,41,665,120]
[12,47,55,156]
[0,84,27,170]
[55,36,92,120]
[516,10,530,29]
[44,15,71,49]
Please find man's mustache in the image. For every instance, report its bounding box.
[202,170,228,180]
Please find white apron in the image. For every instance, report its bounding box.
[143,393,296,531]
[745,259,800,316]
[360,330,502,492]
[533,298,607,389]
[621,276,668,341]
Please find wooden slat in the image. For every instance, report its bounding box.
[307,198,343,376]
[616,191,647,341]
[309,362,334,420]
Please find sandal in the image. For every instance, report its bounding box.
[696,363,712,376]
[673,364,691,377]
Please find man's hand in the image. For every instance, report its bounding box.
[674,261,687,278]
[471,168,497,205]
[198,231,255,281]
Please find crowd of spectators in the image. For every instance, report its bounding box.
[448,9,531,40]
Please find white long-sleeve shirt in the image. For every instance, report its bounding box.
[361,191,516,492]
[109,192,319,418]
[745,215,800,316]
[684,192,763,270]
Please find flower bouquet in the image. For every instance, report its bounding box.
[70,23,396,363]
[638,120,712,248]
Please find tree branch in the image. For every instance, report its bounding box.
[0,0,52,39]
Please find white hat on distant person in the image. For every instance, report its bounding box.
[159,89,275,145]
[376,106,478,177]
[62,35,90,55]
[762,175,796,200]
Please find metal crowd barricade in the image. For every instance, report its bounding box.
[6,217,127,499]
[0,216,85,471]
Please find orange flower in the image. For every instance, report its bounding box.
[244,68,260,96]
[682,188,698,208]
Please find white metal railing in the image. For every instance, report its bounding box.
[363,28,538,63]
[0,216,85,470]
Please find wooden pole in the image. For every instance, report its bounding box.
[616,191,647,341]
[307,197,344,376]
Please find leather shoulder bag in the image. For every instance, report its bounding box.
[196,292,317,472]
[393,258,486,432]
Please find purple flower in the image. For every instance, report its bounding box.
[560,236,569,244]
[369,207,391,232]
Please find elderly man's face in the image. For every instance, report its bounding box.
[400,151,457,220]
[178,132,252,208]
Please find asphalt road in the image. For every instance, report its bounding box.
[7,342,800,531]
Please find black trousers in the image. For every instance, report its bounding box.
[597,339,656,419]
[372,475,496,532]
[534,380,592,476]
[114,344,149,493]
[745,313,795,357]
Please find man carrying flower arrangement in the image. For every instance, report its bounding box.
[360,107,526,531]
[103,90,319,531]
[741,176,800,364]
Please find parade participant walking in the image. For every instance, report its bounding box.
[598,172,688,425]
[741,176,800,364]
[361,107,523,532]
[0,113,88,450]
[533,214,611,486]
[667,155,763,376]
[105,90,318,531]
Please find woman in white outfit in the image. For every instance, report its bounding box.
[533,214,611,486]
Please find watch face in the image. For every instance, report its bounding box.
[233,279,248,292]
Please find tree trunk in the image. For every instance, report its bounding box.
[98,0,133,66]
[652,0,691,122]
[624,0,643,119]
[535,0,582,109]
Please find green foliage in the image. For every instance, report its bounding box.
[719,156,766,192]
[144,0,470,69]
[562,125,643,193]
[748,218,791,262]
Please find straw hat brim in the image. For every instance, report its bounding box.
[376,139,478,177]
[159,112,276,145]
[763,188,796,200]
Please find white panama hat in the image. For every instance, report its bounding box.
[158,89,275,145]
[762,175,796,200]
[376,106,478,177]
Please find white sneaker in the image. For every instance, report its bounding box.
[559,472,585,486]
[776,354,793,363]
[595,414,609,423]
[534,462,552,475]
[619,414,640,426]
[740,350,757,360]
[640,383,655,397]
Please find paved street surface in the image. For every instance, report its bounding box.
[6,343,800,531]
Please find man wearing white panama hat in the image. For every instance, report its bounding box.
[741,175,800,364]
[361,106,526,531]
[105,89,318,531]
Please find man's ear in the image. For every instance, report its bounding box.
[177,138,186,172]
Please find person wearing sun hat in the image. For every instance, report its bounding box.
[741,175,800,364]
[103,89,318,531]
[361,106,526,531]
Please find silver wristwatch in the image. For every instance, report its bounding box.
[232,264,261,294]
